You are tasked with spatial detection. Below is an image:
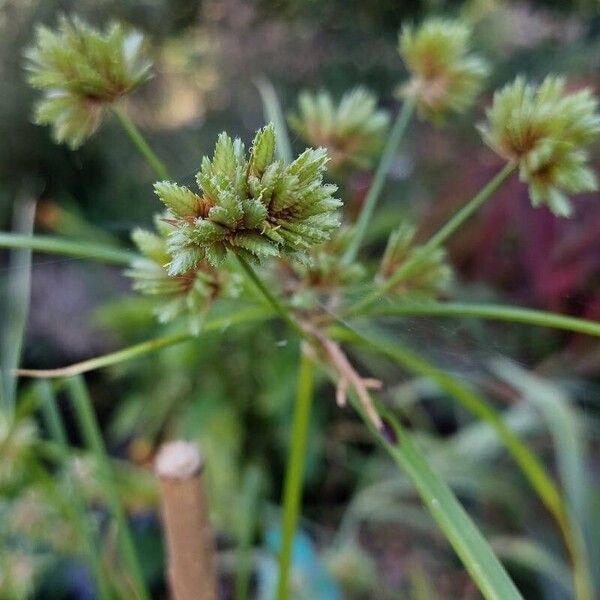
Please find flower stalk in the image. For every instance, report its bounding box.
[113,106,169,180]
[65,376,150,600]
[276,348,316,600]
[342,96,415,265]
[350,161,516,315]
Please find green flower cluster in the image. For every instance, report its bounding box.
[480,76,600,216]
[25,17,152,148]
[398,18,488,122]
[155,123,342,275]
[377,224,452,299]
[288,88,390,170]
[127,215,242,333]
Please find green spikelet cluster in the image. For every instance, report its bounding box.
[287,227,365,308]
[156,123,342,275]
[398,18,488,122]
[480,76,600,216]
[126,215,242,334]
[377,224,452,299]
[25,16,152,148]
[288,88,390,170]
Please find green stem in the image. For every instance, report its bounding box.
[16,307,273,378]
[0,233,137,265]
[342,97,416,265]
[360,302,600,337]
[113,106,169,180]
[66,376,149,600]
[276,350,315,600]
[38,381,112,600]
[350,161,516,314]
[235,255,304,336]
[235,466,262,600]
[420,161,516,253]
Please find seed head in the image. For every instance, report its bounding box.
[289,88,390,170]
[398,18,488,122]
[155,123,342,275]
[480,76,600,216]
[285,227,366,309]
[25,16,152,148]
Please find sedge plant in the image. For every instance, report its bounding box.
[3,12,600,600]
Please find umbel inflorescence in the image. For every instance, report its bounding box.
[398,18,488,121]
[25,16,152,148]
[480,76,600,216]
[155,123,342,275]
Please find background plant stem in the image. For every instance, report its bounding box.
[255,77,293,164]
[276,349,315,600]
[1,199,35,417]
[342,97,415,265]
[38,381,112,600]
[66,376,150,600]
[113,106,170,180]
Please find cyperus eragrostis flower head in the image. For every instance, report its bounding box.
[25,16,152,148]
[480,76,600,216]
[155,123,342,275]
[398,18,488,122]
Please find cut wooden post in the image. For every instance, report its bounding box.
[155,441,217,600]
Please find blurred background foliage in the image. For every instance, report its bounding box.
[1,0,600,598]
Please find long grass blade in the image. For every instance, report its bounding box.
[362,302,600,337]
[1,200,36,416]
[37,381,112,600]
[66,375,150,600]
[16,306,273,378]
[254,76,293,164]
[356,398,524,600]
[333,325,592,600]
[0,232,137,265]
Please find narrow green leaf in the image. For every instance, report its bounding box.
[1,200,36,415]
[362,301,600,337]
[333,324,592,600]
[0,232,137,265]
[357,400,523,600]
[17,306,274,378]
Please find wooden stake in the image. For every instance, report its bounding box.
[155,441,218,600]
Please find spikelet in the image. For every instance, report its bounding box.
[286,227,366,309]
